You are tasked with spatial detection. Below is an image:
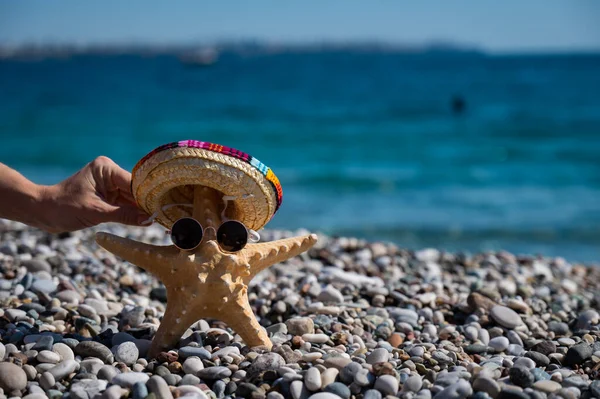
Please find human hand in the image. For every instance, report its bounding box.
[38,156,149,233]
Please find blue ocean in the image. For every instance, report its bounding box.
[1,51,599,262]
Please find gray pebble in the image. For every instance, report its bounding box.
[52,343,74,361]
[0,362,29,392]
[113,341,138,365]
[197,366,232,380]
[374,374,398,396]
[433,379,473,399]
[37,350,61,364]
[488,337,509,352]
[355,368,375,387]
[147,375,174,399]
[178,346,211,360]
[323,382,351,399]
[182,356,204,375]
[286,317,315,336]
[363,390,382,399]
[111,372,149,388]
[290,380,310,399]
[490,306,523,329]
[74,341,114,364]
[178,374,201,386]
[305,367,322,391]
[97,365,120,381]
[366,348,389,364]
[473,377,500,398]
[47,359,79,381]
[31,279,57,294]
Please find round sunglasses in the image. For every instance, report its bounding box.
[168,217,258,252]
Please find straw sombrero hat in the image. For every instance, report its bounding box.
[131,140,282,231]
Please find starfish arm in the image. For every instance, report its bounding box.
[95,232,178,280]
[221,291,272,349]
[244,233,317,277]
[148,288,198,358]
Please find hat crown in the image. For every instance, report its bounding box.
[132,140,282,231]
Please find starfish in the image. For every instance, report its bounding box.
[95,186,317,358]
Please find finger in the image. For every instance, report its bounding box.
[104,159,134,197]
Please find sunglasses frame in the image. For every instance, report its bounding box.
[168,217,253,253]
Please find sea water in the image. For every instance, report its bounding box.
[1,51,599,262]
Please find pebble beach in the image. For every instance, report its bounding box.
[0,220,599,399]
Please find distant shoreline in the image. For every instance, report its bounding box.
[1,41,599,61]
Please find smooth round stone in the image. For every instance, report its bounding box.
[565,343,593,366]
[178,346,211,360]
[531,369,551,381]
[0,362,28,391]
[305,367,322,391]
[548,322,570,336]
[321,368,340,388]
[374,375,398,396]
[302,334,329,344]
[533,380,562,393]
[31,279,57,294]
[525,352,550,367]
[363,390,383,399]
[197,366,232,380]
[247,352,286,379]
[290,380,309,399]
[37,350,61,364]
[183,356,204,375]
[114,342,138,366]
[146,375,173,399]
[490,306,523,329]
[323,382,351,399]
[52,343,74,361]
[434,379,473,399]
[47,359,79,380]
[507,345,525,357]
[590,381,600,399]
[489,337,510,352]
[307,394,344,399]
[513,357,535,370]
[97,385,126,399]
[409,346,425,357]
[286,317,315,336]
[74,341,114,364]
[473,377,500,398]
[40,371,56,390]
[70,379,108,399]
[509,366,534,388]
[366,348,389,365]
[23,394,49,399]
[178,374,201,386]
[32,335,54,351]
[111,332,135,347]
[355,368,375,387]
[111,372,150,388]
[0,342,5,361]
[558,338,576,347]
[403,375,423,393]
[317,285,344,303]
[98,365,120,381]
[531,341,556,356]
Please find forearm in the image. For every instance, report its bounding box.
[0,163,49,229]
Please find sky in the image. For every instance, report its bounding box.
[1,1,600,53]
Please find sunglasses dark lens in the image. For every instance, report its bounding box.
[217,220,248,252]
[171,218,203,250]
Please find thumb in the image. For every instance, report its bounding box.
[102,204,150,226]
